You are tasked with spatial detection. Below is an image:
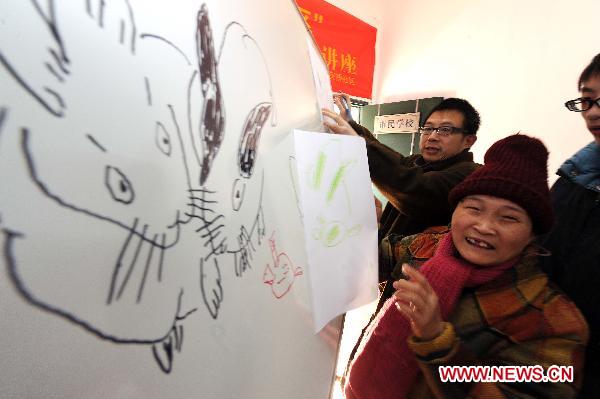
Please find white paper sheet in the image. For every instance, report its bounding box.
[292,130,378,332]
[306,37,335,121]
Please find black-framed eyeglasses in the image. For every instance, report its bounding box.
[565,97,600,112]
[418,126,466,137]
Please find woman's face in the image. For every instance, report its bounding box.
[451,195,534,266]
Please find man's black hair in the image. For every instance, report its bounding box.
[578,53,600,91]
[428,98,481,135]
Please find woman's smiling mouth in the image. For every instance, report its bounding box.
[465,236,494,249]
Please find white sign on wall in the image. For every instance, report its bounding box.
[374,112,420,134]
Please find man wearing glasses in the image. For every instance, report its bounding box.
[541,53,600,397]
[323,97,480,280]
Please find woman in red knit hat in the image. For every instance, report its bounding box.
[344,134,588,399]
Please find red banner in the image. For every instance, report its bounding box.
[296,0,377,99]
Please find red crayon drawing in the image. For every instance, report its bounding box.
[263,232,303,299]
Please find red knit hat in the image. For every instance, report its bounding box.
[449,134,554,234]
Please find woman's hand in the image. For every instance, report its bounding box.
[322,108,359,136]
[393,264,444,341]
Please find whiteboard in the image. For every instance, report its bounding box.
[0,1,344,398]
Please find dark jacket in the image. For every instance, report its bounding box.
[349,120,479,280]
[540,142,600,398]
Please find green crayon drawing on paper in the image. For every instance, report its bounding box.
[311,151,327,190]
[312,216,361,247]
[326,161,351,203]
[309,148,353,207]
[306,140,361,247]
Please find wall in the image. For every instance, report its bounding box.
[373,0,600,180]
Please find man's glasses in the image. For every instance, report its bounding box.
[418,126,466,137]
[565,97,600,112]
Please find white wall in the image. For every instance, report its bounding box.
[372,0,600,181]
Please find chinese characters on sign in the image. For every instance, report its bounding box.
[322,47,358,87]
[374,113,421,134]
[295,0,376,99]
[322,47,357,74]
[298,6,323,25]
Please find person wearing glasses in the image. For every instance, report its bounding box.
[540,53,600,397]
[323,97,480,284]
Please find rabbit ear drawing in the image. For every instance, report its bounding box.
[0,0,69,117]
[195,4,225,186]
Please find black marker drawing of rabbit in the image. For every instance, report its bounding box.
[0,0,275,373]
